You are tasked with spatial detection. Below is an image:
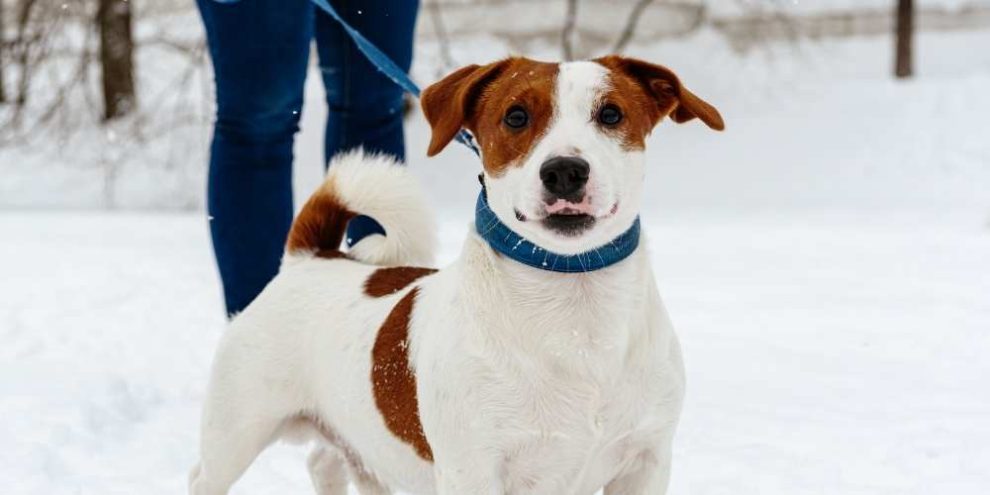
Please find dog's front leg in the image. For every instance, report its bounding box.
[431,454,504,495]
[603,446,672,495]
[434,467,504,495]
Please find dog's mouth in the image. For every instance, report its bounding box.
[542,212,596,236]
[513,202,619,237]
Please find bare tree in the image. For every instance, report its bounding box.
[559,0,708,59]
[611,0,654,53]
[895,0,913,78]
[13,0,38,109]
[562,0,578,61]
[0,0,7,104]
[611,0,707,54]
[425,0,456,78]
[97,0,135,120]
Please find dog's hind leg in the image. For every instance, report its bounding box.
[308,445,392,495]
[189,410,284,495]
[307,446,350,495]
[348,463,392,495]
[189,393,290,495]
[189,337,303,495]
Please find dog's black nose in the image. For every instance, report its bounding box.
[540,157,590,197]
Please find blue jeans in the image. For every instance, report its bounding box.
[196,0,419,315]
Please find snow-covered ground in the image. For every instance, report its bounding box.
[2,4,990,493]
[2,208,988,494]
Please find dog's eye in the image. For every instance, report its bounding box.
[597,104,623,126]
[503,106,529,129]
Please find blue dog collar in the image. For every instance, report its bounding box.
[475,191,640,273]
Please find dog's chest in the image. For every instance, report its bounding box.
[477,306,666,493]
[491,360,658,494]
[416,249,675,493]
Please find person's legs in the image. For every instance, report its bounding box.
[314,0,419,245]
[197,0,313,315]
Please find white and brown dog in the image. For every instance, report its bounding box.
[190,56,723,495]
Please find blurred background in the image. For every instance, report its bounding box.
[1,1,988,493]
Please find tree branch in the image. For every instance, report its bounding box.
[611,0,654,54]
[426,0,457,78]
[562,0,578,61]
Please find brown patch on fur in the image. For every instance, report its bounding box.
[315,249,349,260]
[421,57,559,177]
[595,67,666,150]
[595,55,724,133]
[371,287,433,461]
[364,267,438,298]
[286,180,356,255]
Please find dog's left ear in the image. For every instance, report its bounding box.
[596,55,724,131]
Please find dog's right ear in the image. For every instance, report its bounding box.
[421,61,508,157]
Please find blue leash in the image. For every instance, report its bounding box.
[310,0,480,155]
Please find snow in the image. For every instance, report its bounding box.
[3,4,990,494]
[3,209,988,494]
[709,0,990,16]
[431,0,990,16]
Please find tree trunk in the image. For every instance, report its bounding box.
[13,0,37,108]
[894,0,913,78]
[98,0,135,120]
[562,0,578,61]
[1,0,7,104]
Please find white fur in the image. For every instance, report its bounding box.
[191,62,684,495]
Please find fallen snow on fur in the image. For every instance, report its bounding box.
[1,209,988,494]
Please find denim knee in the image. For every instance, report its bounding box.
[321,67,404,121]
[214,104,303,146]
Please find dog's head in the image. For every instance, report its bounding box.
[422,56,723,255]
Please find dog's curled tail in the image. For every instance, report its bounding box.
[285,150,436,267]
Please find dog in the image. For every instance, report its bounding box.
[189,55,723,495]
